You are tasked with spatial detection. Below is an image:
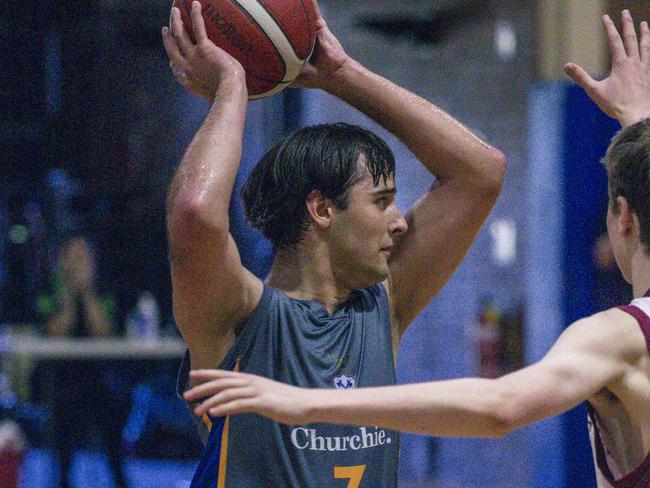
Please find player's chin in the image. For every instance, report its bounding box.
[368,262,390,285]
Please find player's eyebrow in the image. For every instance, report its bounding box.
[369,187,397,196]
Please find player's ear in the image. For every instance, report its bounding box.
[615,196,636,238]
[305,190,333,229]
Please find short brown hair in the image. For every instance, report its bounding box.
[241,123,395,251]
[602,118,650,254]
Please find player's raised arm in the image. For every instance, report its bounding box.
[163,2,262,369]
[295,11,507,331]
[183,309,646,438]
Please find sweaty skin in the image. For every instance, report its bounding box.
[163,1,506,376]
[183,10,650,487]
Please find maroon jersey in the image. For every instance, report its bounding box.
[588,291,650,488]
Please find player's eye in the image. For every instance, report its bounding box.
[375,197,389,208]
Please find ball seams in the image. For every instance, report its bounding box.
[229,0,286,85]
[296,0,315,59]
[174,0,313,97]
[254,0,310,61]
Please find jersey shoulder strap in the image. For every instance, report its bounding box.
[618,293,650,353]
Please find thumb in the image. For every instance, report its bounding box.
[564,63,595,91]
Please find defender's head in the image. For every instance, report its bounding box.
[242,122,407,287]
[602,118,650,282]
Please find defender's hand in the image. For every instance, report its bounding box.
[565,10,650,127]
[184,369,315,425]
[291,6,351,91]
[162,1,246,101]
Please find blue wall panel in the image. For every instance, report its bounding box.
[562,85,619,488]
[528,83,619,488]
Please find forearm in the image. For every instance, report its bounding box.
[308,378,512,438]
[167,79,248,232]
[81,292,112,337]
[324,60,505,186]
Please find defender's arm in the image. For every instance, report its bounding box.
[184,309,645,437]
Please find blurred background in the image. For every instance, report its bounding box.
[2,0,650,487]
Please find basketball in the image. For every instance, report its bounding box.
[172,0,318,99]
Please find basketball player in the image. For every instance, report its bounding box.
[162,1,505,486]
[183,11,650,487]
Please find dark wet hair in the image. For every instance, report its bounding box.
[602,118,650,253]
[241,123,395,251]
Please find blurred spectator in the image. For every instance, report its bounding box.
[40,235,114,337]
[36,234,129,488]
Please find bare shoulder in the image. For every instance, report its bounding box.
[564,308,648,365]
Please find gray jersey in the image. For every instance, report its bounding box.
[179,283,399,487]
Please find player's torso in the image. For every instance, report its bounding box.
[191,284,400,488]
[588,294,650,487]
[589,390,648,485]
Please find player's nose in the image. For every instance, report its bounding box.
[388,209,408,236]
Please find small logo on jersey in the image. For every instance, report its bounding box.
[334,374,356,389]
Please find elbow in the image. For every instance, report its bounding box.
[168,194,227,238]
[449,148,507,200]
[480,149,508,196]
[483,386,520,439]
[486,413,516,439]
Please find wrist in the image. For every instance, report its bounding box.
[212,73,248,103]
[303,389,331,424]
[320,57,362,95]
[619,111,650,128]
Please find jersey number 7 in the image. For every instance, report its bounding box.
[334,465,367,488]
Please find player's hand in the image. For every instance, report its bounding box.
[162,1,246,101]
[565,10,650,127]
[292,5,351,91]
[184,369,315,425]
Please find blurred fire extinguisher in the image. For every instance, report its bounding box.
[0,420,26,488]
[477,298,503,378]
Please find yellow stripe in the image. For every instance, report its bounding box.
[202,413,212,431]
[216,359,240,488]
[216,415,230,488]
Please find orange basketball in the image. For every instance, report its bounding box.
[172,0,318,99]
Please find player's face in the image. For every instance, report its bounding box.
[606,205,632,283]
[328,170,407,289]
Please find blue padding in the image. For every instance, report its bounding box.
[528,82,569,488]
[562,84,618,488]
[528,82,619,488]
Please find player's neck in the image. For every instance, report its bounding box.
[630,250,650,298]
[266,245,353,313]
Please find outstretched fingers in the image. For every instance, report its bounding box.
[184,370,262,416]
[189,369,244,383]
[185,377,245,401]
[621,10,640,59]
[197,388,257,416]
[640,21,650,63]
[563,63,596,93]
[603,14,627,65]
